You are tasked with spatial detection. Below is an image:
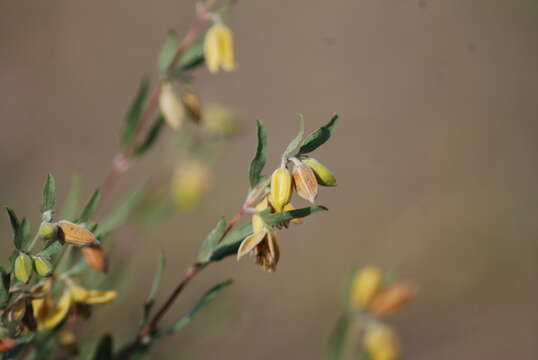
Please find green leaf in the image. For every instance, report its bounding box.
[15,218,32,251]
[178,34,205,72]
[77,189,101,223]
[157,30,180,74]
[248,120,268,188]
[122,78,151,147]
[197,218,227,264]
[0,266,11,308]
[41,174,56,213]
[96,186,145,237]
[6,208,20,238]
[61,173,82,221]
[158,280,233,337]
[327,312,352,360]
[133,114,166,157]
[37,240,64,259]
[260,205,328,227]
[299,114,339,154]
[210,223,253,262]
[92,334,113,360]
[142,250,166,326]
[282,114,305,160]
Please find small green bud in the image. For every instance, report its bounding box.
[14,253,33,283]
[302,157,337,187]
[33,256,53,277]
[38,222,57,239]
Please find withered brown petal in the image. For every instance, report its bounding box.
[292,163,318,203]
[82,245,108,273]
[237,231,267,261]
[58,221,97,247]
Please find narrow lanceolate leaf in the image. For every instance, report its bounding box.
[197,218,227,264]
[133,114,165,157]
[299,114,339,155]
[15,218,32,252]
[96,186,145,237]
[0,267,11,308]
[41,174,56,213]
[142,250,166,326]
[210,223,253,262]
[282,114,305,160]
[327,312,352,360]
[6,208,20,239]
[157,30,180,74]
[248,120,268,188]
[260,205,328,227]
[61,173,82,221]
[77,189,101,223]
[157,280,233,337]
[92,334,113,360]
[178,34,206,72]
[122,78,151,147]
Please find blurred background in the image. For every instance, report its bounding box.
[1,0,538,358]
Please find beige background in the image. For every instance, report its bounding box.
[1,0,538,358]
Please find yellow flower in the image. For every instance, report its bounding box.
[350,266,382,310]
[33,290,73,330]
[69,285,117,305]
[204,23,235,73]
[363,325,400,360]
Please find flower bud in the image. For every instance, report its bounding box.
[302,157,336,187]
[369,283,415,316]
[181,88,202,123]
[82,245,108,273]
[14,253,33,283]
[350,266,382,309]
[204,23,235,73]
[292,160,318,203]
[363,324,400,360]
[38,222,57,239]
[33,256,52,277]
[270,168,293,212]
[57,220,98,247]
[171,160,214,212]
[159,82,184,130]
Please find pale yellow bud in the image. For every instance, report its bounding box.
[363,325,400,360]
[14,253,33,283]
[270,168,293,212]
[38,222,56,239]
[350,266,382,309]
[292,160,318,203]
[369,283,416,316]
[33,256,53,277]
[171,160,214,212]
[204,23,236,73]
[159,82,184,130]
[202,103,239,136]
[302,157,336,187]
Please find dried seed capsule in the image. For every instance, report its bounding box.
[14,253,33,283]
[82,244,108,273]
[292,160,318,203]
[57,220,97,247]
[270,168,293,212]
[350,266,382,309]
[159,82,184,130]
[363,324,400,360]
[369,283,416,316]
[33,256,52,277]
[181,88,202,123]
[302,157,336,187]
[38,222,57,239]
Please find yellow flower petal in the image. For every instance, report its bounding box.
[40,291,72,330]
[83,290,117,305]
[237,231,267,260]
[204,24,222,73]
[350,266,382,309]
[69,285,89,303]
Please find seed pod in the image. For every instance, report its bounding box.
[292,160,318,203]
[159,82,184,130]
[33,256,52,277]
[350,266,382,309]
[82,245,108,273]
[369,283,416,316]
[302,157,336,187]
[270,168,293,212]
[363,324,400,360]
[14,253,33,283]
[57,220,97,247]
[38,222,57,239]
[181,88,202,123]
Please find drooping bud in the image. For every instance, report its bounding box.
[270,168,293,212]
[159,82,184,130]
[181,88,202,123]
[350,266,382,309]
[33,256,53,277]
[204,23,236,73]
[82,244,108,273]
[291,158,318,203]
[14,253,33,283]
[369,283,416,316]
[57,220,98,247]
[363,324,400,360]
[302,157,336,187]
[38,222,57,239]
